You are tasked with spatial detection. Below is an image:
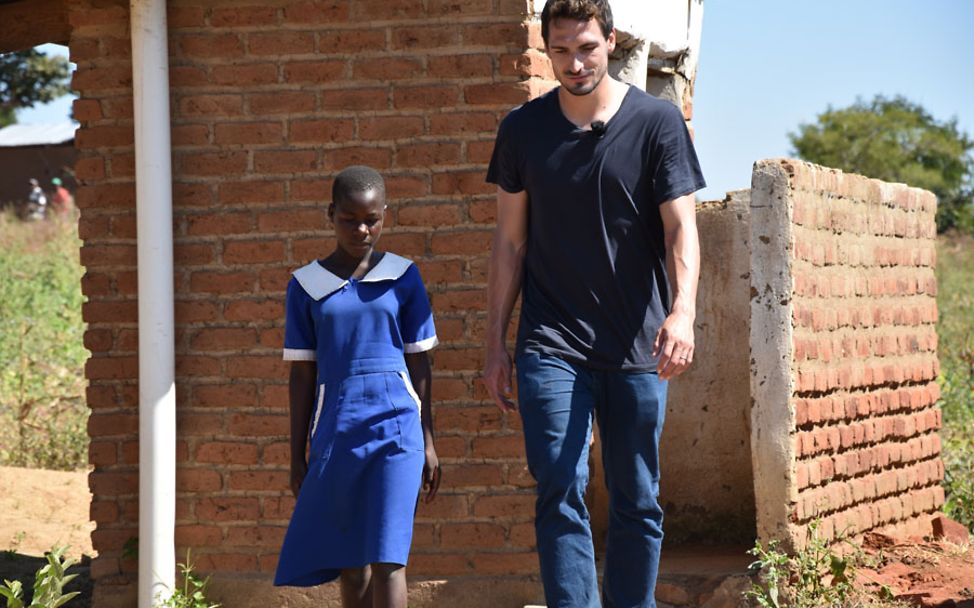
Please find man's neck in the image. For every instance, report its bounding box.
[557,76,627,129]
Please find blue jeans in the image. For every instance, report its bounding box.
[516,351,667,608]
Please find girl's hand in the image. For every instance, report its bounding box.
[290,458,308,498]
[422,445,441,503]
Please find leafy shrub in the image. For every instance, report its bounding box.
[0,213,88,470]
[154,551,221,608]
[0,546,80,608]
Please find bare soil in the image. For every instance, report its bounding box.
[0,466,94,606]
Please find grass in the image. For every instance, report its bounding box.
[0,212,88,471]
[936,232,974,531]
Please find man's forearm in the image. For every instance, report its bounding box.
[665,219,700,318]
[486,233,526,351]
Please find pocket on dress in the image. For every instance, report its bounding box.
[310,383,325,439]
[387,373,424,452]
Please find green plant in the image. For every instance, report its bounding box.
[0,212,88,471]
[154,550,221,608]
[0,546,80,608]
[746,521,855,608]
[936,235,974,531]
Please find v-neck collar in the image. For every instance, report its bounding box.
[552,84,635,135]
[293,253,413,300]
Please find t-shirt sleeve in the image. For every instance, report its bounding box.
[650,103,707,205]
[485,108,524,193]
[283,278,317,361]
[400,264,438,353]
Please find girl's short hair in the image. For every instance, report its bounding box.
[332,165,385,206]
[540,0,614,45]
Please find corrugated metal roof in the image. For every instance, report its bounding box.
[0,121,77,147]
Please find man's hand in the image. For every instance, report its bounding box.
[290,458,308,498]
[422,444,441,503]
[653,310,695,380]
[484,347,517,412]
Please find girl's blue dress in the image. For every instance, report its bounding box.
[274,253,437,587]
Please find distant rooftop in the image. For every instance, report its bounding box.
[0,121,77,147]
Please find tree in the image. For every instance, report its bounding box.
[790,95,974,233]
[0,49,71,128]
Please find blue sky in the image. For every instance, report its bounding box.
[18,3,974,201]
[693,0,974,200]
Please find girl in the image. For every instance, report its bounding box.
[274,165,441,608]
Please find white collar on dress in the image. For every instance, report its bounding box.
[292,252,414,301]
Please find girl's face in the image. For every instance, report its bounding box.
[329,188,386,259]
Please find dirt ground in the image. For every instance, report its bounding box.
[0,465,973,607]
[857,532,974,608]
[0,466,94,606]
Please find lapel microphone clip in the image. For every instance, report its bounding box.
[591,120,607,138]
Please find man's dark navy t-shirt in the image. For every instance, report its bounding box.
[486,86,706,371]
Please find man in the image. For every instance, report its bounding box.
[483,1,705,606]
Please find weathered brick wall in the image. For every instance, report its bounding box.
[70,0,569,604]
[750,159,943,549]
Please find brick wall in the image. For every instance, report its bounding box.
[70,0,569,604]
[750,159,943,550]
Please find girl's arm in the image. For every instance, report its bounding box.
[405,351,440,502]
[289,361,317,497]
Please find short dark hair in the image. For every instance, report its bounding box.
[540,0,614,45]
[332,165,385,207]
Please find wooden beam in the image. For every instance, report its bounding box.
[0,0,70,54]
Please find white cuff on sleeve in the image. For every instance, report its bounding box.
[403,335,439,353]
[283,348,317,361]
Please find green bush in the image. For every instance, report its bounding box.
[0,213,88,471]
[0,546,80,608]
[936,234,974,531]
[154,551,221,608]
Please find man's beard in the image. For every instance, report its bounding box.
[560,66,606,97]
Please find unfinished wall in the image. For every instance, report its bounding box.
[659,190,755,545]
[750,159,943,549]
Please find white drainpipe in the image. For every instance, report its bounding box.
[130,0,176,605]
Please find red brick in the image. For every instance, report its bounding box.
[254,150,318,174]
[227,470,289,491]
[225,299,282,321]
[171,125,209,147]
[224,526,286,548]
[211,63,280,86]
[248,31,315,55]
[397,203,462,227]
[427,53,493,78]
[386,174,429,198]
[396,142,461,167]
[441,522,506,549]
[210,6,278,26]
[196,442,259,465]
[428,0,492,15]
[377,232,426,256]
[83,300,138,323]
[186,211,254,236]
[174,243,215,266]
[261,495,296,520]
[190,271,258,294]
[249,91,316,115]
[214,122,284,145]
[472,434,525,459]
[218,180,285,206]
[262,442,291,465]
[289,118,355,143]
[465,82,532,106]
[190,328,258,350]
[80,243,136,268]
[433,170,493,195]
[351,0,424,19]
[177,34,244,58]
[353,56,424,81]
[393,84,460,109]
[392,25,459,50]
[226,355,287,379]
[169,66,209,88]
[89,471,138,496]
[175,525,223,547]
[414,494,469,519]
[325,146,392,170]
[194,384,259,408]
[168,6,205,27]
[196,497,261,522]
[442,463,504,487]
[178,151,248,176]
[473,494,534,518]
[71,65,132,92]
[283,59,347,83]
[466,140,495,163]
[409,553,472,576]
[257,208,326,232]
[177,95,243,118]
[227,413,289,436]
[430,111,497,136]
[176,413,224,436]
[317,28,387,54]
[359,116,425,141]
[174,182,214,208]
[321,87,389,111]
[75,125,133,149]
[471,552,537,575]
[431,230,492,255]
[284,1,351,24]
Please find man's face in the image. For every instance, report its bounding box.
[545,17,616,97]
